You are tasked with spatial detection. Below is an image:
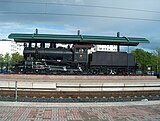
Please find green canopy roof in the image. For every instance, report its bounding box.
[8,33,149,46]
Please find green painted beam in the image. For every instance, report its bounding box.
[8,33,149,46]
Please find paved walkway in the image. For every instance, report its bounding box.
[0,74,158,82]
[0,101,160,121]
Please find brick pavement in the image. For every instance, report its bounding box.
[0,101,160,121]
[0,74,158,81]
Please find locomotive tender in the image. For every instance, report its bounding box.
[8,31,149,75]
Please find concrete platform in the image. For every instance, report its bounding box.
[0,101,160,121]
[1,81,160,91]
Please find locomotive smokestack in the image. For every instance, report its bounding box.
[117,32,120,37]
[77,30,80,36]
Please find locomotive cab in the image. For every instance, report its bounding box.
[73,44,93,63]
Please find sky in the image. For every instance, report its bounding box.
[0,0,160,54]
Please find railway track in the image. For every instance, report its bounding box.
[0,90,160,102]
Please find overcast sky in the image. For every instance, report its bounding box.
[0,0,160,53]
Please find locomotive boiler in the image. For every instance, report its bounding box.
[23,47,73,62]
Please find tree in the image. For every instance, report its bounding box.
[0,54,4,72]
[3,53,11,72]
[150,54,158,73]
[131,49,153,73]
[154,48,160,73]
[11,52,24,64]
[0,52,24,73]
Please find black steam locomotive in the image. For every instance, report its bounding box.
[13,43,136,75]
